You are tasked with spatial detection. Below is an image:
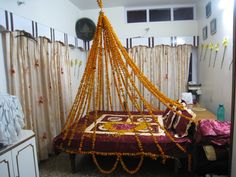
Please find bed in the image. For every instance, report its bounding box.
[53,111,193,173]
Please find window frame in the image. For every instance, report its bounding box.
[173,7,194,21]
[149,8,172,22]
[126,9,148,23]
[125,4,196,24]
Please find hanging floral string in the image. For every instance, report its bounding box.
[97,0,103,10]
[203,44,209,61]
[57,1,195,174]
[208,43,214,67]
[199,44,204,62]
[229,59,233,70]
[213,43,219,68]
[221,38,229,69]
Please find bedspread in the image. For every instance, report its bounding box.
[54,111,192,158]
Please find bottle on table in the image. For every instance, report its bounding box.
[217,104,225,121]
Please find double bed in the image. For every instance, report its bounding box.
[53,111,193,173]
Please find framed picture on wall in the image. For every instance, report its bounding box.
[202,26,208,40]
[205,1,212,18]
[210,18,217,35]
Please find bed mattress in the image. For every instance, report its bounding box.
[53,111,191,157]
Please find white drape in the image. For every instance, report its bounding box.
[2,31,190,158]
[2,31,86,160]
[128,45,192,110]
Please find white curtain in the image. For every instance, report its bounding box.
[2,31,86,160]
[128,45,192,110]
[2,31,191,159]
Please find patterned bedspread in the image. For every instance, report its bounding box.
[84,114,165,136]
[53,111,192,157]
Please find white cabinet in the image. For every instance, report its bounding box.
[0,130,39,177]
[0,150,14,177]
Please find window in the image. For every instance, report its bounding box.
[173,7,194,20]
[127,10,147,23]
[149,9,171,22]
[126,5,195,23]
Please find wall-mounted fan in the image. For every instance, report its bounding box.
[75,18,96,41]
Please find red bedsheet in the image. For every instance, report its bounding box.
[53,111,192,157]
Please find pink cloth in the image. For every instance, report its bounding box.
[196,119,231,146]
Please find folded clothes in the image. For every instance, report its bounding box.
[195,119,231,146]
[0,93,25,145]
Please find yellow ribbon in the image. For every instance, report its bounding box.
[79,60,82,67]
[204,44,209,49]
[74,59,78,65]
[71,59,74,67]
[222,38,229,47]
[209,43,214,50]
[214,43,219,52]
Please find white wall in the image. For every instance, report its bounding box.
[197,0,234,120]
[0,0,81,36]
[81,6,198,39]
[0,34,7,93]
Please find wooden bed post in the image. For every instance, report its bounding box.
[69,153,76,173]
[188,154,192,172]
[174,157,181,176]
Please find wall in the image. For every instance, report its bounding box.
[0,34,7,93]
[0,0,81,36]
[197,0,234,120]
[81,6,198,39]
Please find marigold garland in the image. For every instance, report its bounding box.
[57,2,196,174]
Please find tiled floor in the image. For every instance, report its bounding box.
[39,153,192,177]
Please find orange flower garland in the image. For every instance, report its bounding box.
[57,1,195,174]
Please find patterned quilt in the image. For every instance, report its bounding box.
[85,114,165,136]
[53,111,191,157]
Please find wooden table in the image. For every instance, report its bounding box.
[187,104,216,122]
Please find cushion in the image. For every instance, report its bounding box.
[163,106,177,129]
[162,99,187,130]
[173,108,196,137]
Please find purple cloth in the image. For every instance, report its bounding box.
[196,119,231,146]
[53,111,191,157]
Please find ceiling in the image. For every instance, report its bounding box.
[70,0,198,10]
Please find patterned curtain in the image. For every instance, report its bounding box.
[128,45,192,110]
[2,31,86,160]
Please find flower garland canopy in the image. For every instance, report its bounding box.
[60,0,193,174]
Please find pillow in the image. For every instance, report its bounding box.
[176,99,187,107]
[163,106,177,129]
[162,99,187,130]
[173,108,196,137]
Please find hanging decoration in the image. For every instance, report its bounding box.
[199,44,204,62]
[208,42,214,67]
[213,43,219,68]
[229,59,233,70]
[203,44,209,61]
[221,38,229,69]
[53,0,194,174]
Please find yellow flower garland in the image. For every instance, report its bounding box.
[58,1,195,174]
